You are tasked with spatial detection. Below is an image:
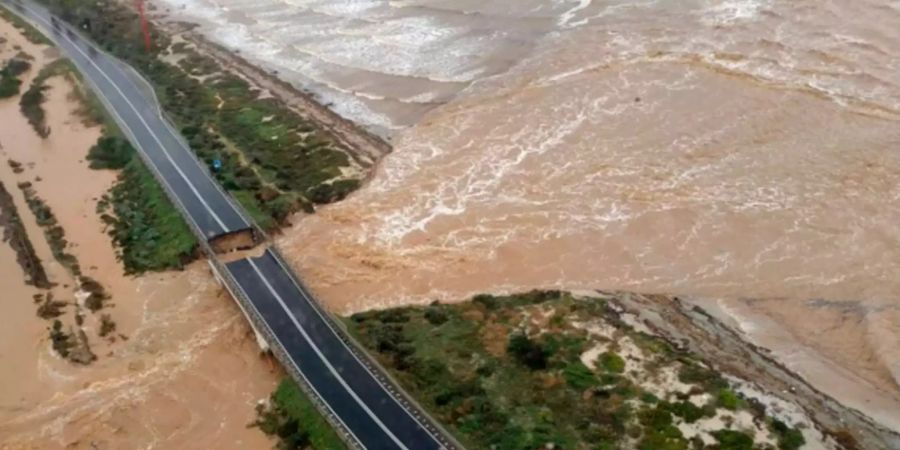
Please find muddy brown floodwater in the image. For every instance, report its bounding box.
[260,0,900,433]
[0,18,277,449]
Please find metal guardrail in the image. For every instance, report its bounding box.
[265,241,464,450]
[5,3,462,449]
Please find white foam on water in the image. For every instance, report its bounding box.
[557,0,592,28]
[702,0,770,24]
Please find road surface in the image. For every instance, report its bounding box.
[0,1,454,448]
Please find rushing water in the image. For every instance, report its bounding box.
[160,0,900,429]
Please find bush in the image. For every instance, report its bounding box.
[49,319,73,357]
[424,304,448,326]
[678,362,727,390]
[717,388,741,410]
[0,57,31,98]
[637,407,688,450]
[99,314,116,337]
[507,331,551,370]
[563,361,598,390]
[472,294,499,310]
[771,419,805,450]
[87,135,133,169]
[20,82,50,138]
[663,401,706,423]
[711,430,755,450]
[599,351,626,373]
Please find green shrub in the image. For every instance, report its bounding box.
[424,304,449,326]
[20,82,50,137]
[678,362,727,390]
[87,135,132,169]
[599,352,626,373]
[663,401,706,423]
[507,331,550,370]
[771,419,805,450]
[711,430,755,450]
[256,379,346,450]
[717,388,741,410]
[0,57,31,98]
[637,407,688,450]
[563,361,599,390]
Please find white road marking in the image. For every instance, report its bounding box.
[269,251,446,446]
[20,4,230,233]
[220,262,365,449]
[247,258,410,450]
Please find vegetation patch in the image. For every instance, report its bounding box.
[98,313,116,337]
[252,378,348,450]
[18,58,73,138]
[0,180,51,288]
[0,56,31,98]
[345,291,809,450]
[48,318,96,364]
[35,292,67,318]
[19,183,111,311]
[93,143,198,274]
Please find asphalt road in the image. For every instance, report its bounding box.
[2,1,451,448]
[228,250,445,449]
[6,0,251,239]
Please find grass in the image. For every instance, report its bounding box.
[344,291,808,450]
[37,0,363,229]
[253,379,347,450]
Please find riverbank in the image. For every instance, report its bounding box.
[0,15,279,448]
[344,290,891,449]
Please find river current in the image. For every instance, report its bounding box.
[157,0,900,430]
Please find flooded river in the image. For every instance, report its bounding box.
[162,0,900,430]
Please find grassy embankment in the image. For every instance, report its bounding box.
[253,379,348,450]
[39,0,362,231]
[89,135,198,273]
[343,291,808,450]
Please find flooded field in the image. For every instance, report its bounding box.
[0,18,278,449]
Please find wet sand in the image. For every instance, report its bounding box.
[0,18,277,449]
